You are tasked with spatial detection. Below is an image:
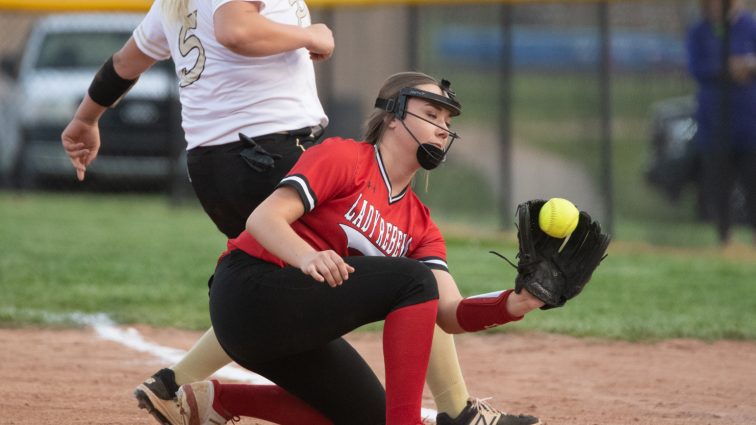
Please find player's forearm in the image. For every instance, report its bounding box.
[221,24,310,57]
[245,187,320,270]
[434,270,543,334]
[247,210,316,268]
[215,7,311,56]
[432,269,463,332]
[72,95,108,125]
[434,270,534,334]
[506,291,545,316]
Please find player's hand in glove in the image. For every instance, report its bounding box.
[509,199,611,309]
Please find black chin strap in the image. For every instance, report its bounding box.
[399,118,445,161]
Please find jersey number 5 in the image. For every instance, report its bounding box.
[178,10,206,88]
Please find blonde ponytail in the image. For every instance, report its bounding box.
[161,0,192,28]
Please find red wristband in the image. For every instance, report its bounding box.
[456,289,524,332]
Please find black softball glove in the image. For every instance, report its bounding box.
[507,199,611,309]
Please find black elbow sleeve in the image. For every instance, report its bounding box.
[87,56,139,107]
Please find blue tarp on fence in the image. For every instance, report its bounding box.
[437,27,686,71]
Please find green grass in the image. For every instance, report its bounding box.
[2,192,755,340]
[422,70,700,229]
[442,234,756,341]
[0,191,225,329]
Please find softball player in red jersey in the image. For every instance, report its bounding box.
[174,73,544,425]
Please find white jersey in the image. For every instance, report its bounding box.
[133,0,328,150]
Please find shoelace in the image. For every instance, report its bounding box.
[176,400,190,425]
[470,397,506,416]
[218,404,240,424]
[472,397,540,424]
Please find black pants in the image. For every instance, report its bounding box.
[209,250,439,425]
[187,131,317,238]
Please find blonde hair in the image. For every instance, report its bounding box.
[363,72,443,145]
[162,0,192,28]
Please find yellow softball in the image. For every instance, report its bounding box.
[538,198,579,239]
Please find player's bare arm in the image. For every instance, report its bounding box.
[214,1,333,58]
[304,24,335,61]
[61,111,100,181]
[433,269,544,334]
[61,38,156,181]
[112,37,158,79]
[247,187,354,287]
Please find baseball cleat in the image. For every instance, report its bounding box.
[177,380,237,425]
[435,398,543,425]
[134,368,182,425]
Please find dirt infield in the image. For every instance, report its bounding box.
[1,326,755,425]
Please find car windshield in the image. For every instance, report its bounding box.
[35,31,131,69]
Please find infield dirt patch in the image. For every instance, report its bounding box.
[1,326,755,425]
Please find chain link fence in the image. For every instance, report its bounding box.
[1,1,753,243]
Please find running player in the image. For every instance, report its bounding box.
[61,0,332,421]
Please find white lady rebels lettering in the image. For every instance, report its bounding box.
[343,193,412,257]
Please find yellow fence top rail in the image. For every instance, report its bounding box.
[0,0,152,12]
[0,0,630,12]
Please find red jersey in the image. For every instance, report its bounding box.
[227,137,448,271]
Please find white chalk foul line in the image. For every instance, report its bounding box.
[71,311,438,423]
[88,314,274,385]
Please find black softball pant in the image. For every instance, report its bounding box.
[209,250,439,425]
[187,134,312,239]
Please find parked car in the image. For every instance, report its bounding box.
[0,13,184,190]
[645,96,746,222]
